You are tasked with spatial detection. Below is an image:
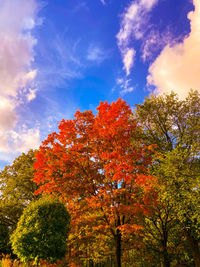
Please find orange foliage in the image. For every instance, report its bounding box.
[34,99,156,263]
[1,255,65,267]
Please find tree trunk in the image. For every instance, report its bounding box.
[187,232,200,267]
[114,229,121,267]
[162,228,170,267]
[163,248,170,267]
[89,259,94,267]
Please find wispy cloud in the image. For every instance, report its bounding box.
[100,0,106,5]
[36,31,83,91]
[122,48,136,76]
[141,29,173,62]
[87,44,108,64]
[117,77,135,95]
[0,0,41,156]
[147,0,200,98]
[116,0,159,75]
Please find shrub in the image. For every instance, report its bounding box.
[10,196,70,266]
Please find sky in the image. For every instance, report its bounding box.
[0,0,199,168]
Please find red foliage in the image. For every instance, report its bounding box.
[34,99,156,262]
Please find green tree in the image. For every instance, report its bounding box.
[0,149,39,254]
[135,90,199,152]
[10,196,70,266]
[135,90,200,266]
[154,147,200,266]
[139,204,193,267]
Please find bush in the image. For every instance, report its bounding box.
[10,196,70,266]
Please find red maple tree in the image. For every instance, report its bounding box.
[34,99,156,266]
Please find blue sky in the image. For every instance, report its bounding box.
[0,0,199,167]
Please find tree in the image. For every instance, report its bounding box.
[10,196,70,266]
[0,149,39,254]
[137,204,193,267]
[135,90,200,153]
[135,90,200,266]
[34,99,156,267]
[154,147,200,266]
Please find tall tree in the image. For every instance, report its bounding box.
[135,90,200,266]
[154,147,200,266]
[34,99,156,267]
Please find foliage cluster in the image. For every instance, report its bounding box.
[0,90,199,267]
[0,150,39,254]
[11,196,70,265]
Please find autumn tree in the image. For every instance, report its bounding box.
[135,90,200,266]
[34,99,156,267]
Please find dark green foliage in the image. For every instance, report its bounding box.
[0,149,39,255]
[10,196,70,265]
[0,223,11,255]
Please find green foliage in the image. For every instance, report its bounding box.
[0,150,39,228]
[135,90,200,152]
[10,196,70,265]
[155,147,200,237]
[140,205,194,266]
[0,149,39,255]
[0,223,11,255]
[0,92,198,266]
[135,90,200,266]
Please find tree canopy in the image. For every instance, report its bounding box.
[34,99,156,267]
[0,92,199,267]
[135,90,200,266]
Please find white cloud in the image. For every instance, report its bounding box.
[100,0,106,5]
[147,0,200,98]
[122,48,136,75]
[0,0,38,98]
[0,0,40,155]
[117,77,135,95]
[27,88,38,102]
[0,128,40,153]
[117,0,159,75]
[140,0,159,10]
[87,44,108,64]
[117,0,159,44]
[0,99,17,131]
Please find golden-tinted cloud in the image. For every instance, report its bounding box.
[147,0,200,98]
[0,0,40,155]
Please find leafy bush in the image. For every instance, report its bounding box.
[10,196,70,266]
